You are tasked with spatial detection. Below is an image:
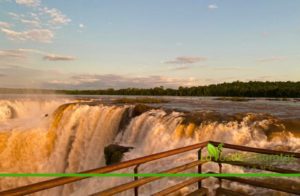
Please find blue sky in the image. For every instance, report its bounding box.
[0,0,299,89]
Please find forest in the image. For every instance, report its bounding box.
[1,81,299,98]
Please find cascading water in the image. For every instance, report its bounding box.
[0,99,130,195]
[0,98,299,195]
[113,109,300,195]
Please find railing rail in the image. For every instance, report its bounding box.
[209,141,300,158]
[0,140,299,196]
[91,160,208,196]
[0,141,209,196]
[151,178,205,196]
[218,177,300,195]
[218,160,300,174]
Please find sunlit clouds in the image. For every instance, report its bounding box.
[0,48,76,61]
[0,0,299,89]
[15,0,40,7]
[0,0,71,43]
[43,54,75,61]
[164,56,207,64]
[0,21,11,28]
[1,28,54,42]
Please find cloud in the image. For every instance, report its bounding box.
[0,48,76,62]
[3,2,71,44]
[170,65,190,71]
[0,21,11,28]
[208,4,218,10]
[1,28,54,43]
[12,1,70,26]
[0,64,207,89]
[8,12,21,20]
[15,0,40,7]
[7,11,41,27]
[43,54,75,61]
[0,64,63,88]
[165,56,207,64]
[0,49,27,59]
[20,19,40,27]
[44,74,202,89]
[257,56,287,63]
[42,7,71,25]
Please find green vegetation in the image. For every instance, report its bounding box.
[56,81,300,97]
[113,97,169,104]
[1,81,300,98]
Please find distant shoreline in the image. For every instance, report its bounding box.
[0,81,299,98]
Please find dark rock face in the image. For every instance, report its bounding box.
[118,104,154,134]
[104,144,133,165]
[118,105,154,134]
[118,107,131,132]
[132,104,153,118]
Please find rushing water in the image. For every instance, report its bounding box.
[0,95,299,195]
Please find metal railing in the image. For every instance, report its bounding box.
[0,141,299,196]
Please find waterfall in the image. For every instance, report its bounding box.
[75,109,300,195]
[113,110,300,195]
[0,99,299,195]
[0,100,130,195]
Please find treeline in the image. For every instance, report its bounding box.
[61,81,300,97]
[1,81,300,97]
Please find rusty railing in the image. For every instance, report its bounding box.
[0,140,299,196]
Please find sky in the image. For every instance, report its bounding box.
[0,0,299,89]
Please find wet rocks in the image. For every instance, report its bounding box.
[118,104,154,133]
[104,144,133,165]
[131,104,153,118]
